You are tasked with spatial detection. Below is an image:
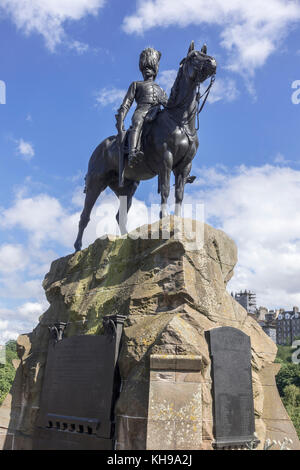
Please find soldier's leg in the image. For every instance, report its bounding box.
[128,108,149,167]
[129,120,142,153]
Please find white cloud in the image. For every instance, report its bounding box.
[0,0,106,51]
[16,138,35,161]
[207,77,239,104]
[69,40,89,54]
[0,320,8,330]
[71,185,86,208]
[17,302,44,322]
[123,0,300,76]
[157,69,177,94]
[0,301,47,345]
[273,152,286,164]
[0,330,19,345]
[95,87,126,110]
[273,153,300,167]
[0,274,45,301]
[0,244,28,273]
[1,194,64,244]
[185,163,300,309]
[0,183,152,254]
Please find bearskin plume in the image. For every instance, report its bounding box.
[139,47,161,78]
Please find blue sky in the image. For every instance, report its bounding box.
[0,0,300,342]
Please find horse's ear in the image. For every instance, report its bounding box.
[187,41,195,55]
[201,44,207,54]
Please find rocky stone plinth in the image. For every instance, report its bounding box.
[0,218,299,450]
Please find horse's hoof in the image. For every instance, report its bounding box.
[74,242,82,252]
[186,175,196,184]
[159,211,168,219]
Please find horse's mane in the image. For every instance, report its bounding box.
[166,61,185,108]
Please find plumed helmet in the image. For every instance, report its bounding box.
[139,47,162,78]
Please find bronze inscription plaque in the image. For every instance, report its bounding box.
[34,335,116,449]
[207,327,255,449]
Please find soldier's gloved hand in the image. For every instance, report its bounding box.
[116,122,125,134]
[117,127,126,137]
[115,115,125,133]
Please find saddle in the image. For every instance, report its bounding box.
[123,105,161,157]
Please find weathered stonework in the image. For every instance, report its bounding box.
[146,355,203,450]
[0,217,299,450]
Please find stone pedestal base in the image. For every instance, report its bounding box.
[0,218,299,450]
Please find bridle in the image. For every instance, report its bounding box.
[166,54,216,131]
[195,74,216,130]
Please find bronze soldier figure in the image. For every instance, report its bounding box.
[115,47,168,168]
[75,41,217,251]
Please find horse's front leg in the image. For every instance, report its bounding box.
[74,177,107,252]
[159,149,173,219]
[174,162,192,217]
[111,180,139,235]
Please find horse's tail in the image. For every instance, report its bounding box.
[157,174,161,194]
[83,174,88,193]
[83,173,92,193]
[83,136,117,193]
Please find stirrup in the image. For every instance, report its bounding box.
[128,150,143,168]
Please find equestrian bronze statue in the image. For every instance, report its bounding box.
[74,41,217,252]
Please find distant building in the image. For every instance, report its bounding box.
[263,323,277,343]
[276,307,300,345]
[233,290,257,315]
[232,290,300,345]
[258,308,278,344]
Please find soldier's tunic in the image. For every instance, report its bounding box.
[118,80,168,153]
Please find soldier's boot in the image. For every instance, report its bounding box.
[128,127,144,168]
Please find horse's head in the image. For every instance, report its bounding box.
[182,41,217,84]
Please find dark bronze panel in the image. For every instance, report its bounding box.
[34,334,117,449]
[207,327,256,449]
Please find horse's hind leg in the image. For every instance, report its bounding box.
[174,162,192,217]
[110,179,139,235]
[159,150,172,218]
[74,178,107,252]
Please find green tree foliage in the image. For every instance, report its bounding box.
[283,385,300,408]
[276,363,300,395]
[276,344,300,439]
[0,340,17,405]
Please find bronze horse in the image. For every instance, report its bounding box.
[74,42,217,251]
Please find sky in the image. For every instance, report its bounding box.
[0,0,300,343]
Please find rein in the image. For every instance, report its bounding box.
[195,74,215,131]
[166,72,216,132]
